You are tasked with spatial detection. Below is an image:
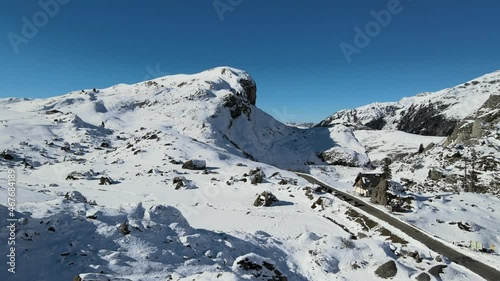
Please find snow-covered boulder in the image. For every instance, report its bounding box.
[253,191,278,207]
[182,159,206,170]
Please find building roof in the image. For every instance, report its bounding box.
[353,173,385,188]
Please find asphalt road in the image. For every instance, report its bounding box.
[296,172,500,281]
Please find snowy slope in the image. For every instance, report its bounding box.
[1,67,482,280]
[0,67,368,170]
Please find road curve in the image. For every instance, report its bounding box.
[296,172,500,281]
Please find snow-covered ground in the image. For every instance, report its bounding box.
[0,67,486,280]
[310,167,500,273]
[354,130,445,162]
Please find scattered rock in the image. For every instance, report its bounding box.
[169,159,183,165]
[351,261,361,270]
[1,150,14,161]
[100,142,111,148]
[66,171,87,181]
[457,221,472,232]
[374,260,398,279]
[182,159,206,170]
[99,176,113,185]
[311,197,325,210]
[119,221,131,235]
[277,177,298,185]
[428,265,447,278]
[253,191,278,207]
[249,168,266,184]
[47,227,56,232]
[172,176,195,190]
[235,255,287,281]
[64,191,87,203]
[304,187,314,200]
[46,109,63,115]
[428,169,446,181]
[408,250,422,263]
[415,272,431,281]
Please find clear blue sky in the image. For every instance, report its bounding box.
[1,0,500,122]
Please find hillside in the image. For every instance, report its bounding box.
[0,67,480,280]
[318,71,500,136]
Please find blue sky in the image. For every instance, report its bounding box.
[1,0,500,122]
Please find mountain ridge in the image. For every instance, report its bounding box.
[318,70,500,136]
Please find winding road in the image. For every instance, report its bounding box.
[296,172,500,281]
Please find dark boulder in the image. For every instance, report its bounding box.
[173,176,186,190]
[253,191,278,207]
[415,272,431,281]
[119,221,131,235]
[100,142,111,148]
[99,176,113,185]
[66,171,86,181]
[182,160,206,170]
[46,109,63,115]
[249,168,266,184]
[1,150,14,161]
[374,260,398,279]
[428,265,447,278]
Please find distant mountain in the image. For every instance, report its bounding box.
[318,71,500,136]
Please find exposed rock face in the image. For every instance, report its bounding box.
[397,104,458,136]
[445,95,500,146]
[239,78,257,106]
[374,260,398,279]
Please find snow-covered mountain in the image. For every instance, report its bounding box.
[315,70,500,196]
[0,67,371,170]
[318,70,500,136]
[2,66,464,281]
[1,66,498,280]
